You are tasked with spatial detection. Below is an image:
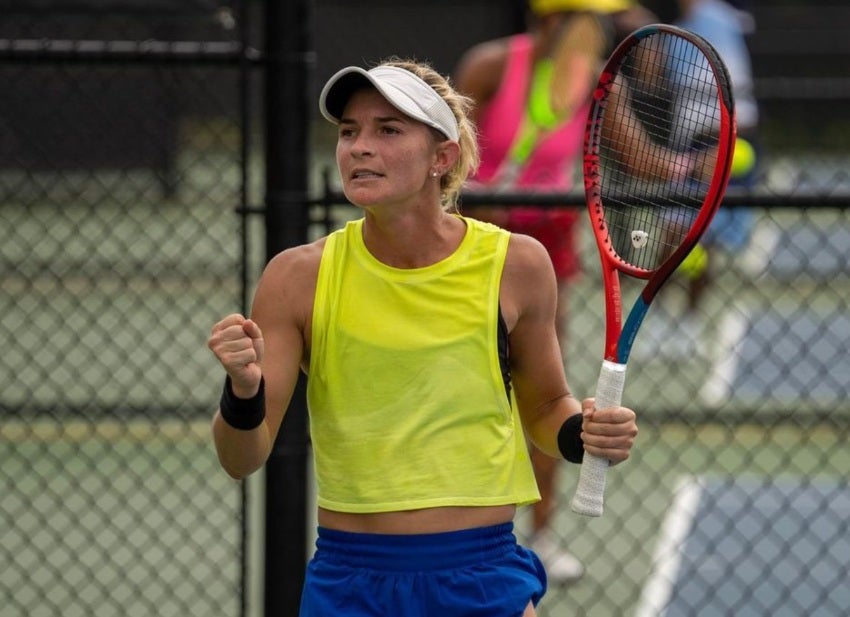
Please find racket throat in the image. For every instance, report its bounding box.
[617,297,650,363]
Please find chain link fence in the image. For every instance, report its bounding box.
[2,1,849,616]
[0,2,256,616]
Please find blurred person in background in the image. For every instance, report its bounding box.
[645,0,761,355]
[208,57,638,616]
[454,0,656,584]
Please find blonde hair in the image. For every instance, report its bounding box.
[379,58,480,212]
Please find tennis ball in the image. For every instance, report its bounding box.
[730,137,756,178]
[678,244,708,279]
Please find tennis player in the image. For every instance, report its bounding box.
[207,58,638,617]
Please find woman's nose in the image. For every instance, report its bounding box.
[348,132,374,157]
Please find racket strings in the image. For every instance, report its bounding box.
[596,31,724,271]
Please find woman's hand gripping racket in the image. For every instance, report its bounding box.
[570,24,737,517]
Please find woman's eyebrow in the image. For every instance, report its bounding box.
[339,114,407,125]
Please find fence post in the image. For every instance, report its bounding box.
[262,0,312,614]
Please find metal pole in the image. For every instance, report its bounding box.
[263,0,312,614]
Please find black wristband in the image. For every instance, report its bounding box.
[557,414,584,464]
[219,376,266,430]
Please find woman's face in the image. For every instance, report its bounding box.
[335,87,440,209]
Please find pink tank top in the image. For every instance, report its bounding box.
[474,34,587,189]
[473,34,586,279]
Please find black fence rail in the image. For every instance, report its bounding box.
[0,3,255,617]
[2,2,850,617]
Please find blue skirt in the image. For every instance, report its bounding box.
[299,522,547,617]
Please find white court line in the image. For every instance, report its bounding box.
[700,308,749,406]
[634,476,704,617]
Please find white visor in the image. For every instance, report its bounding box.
[319,65,459,142]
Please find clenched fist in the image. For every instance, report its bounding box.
[208,314,265,398]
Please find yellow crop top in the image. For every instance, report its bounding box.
[307,216,540,513]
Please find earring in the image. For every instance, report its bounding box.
[431,171,438,177]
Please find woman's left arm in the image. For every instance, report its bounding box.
[503,234,637,465]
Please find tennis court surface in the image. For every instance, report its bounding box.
[637,476,850,617]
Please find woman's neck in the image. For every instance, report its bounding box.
[361,210,465,269]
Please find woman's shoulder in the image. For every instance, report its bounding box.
[456,36,511,74]
[454,36,512,101]
[506,231,551,269]
[269,236,326,269]
[258,236,327,293]
[500,232,557,331]
[251,236,328,331]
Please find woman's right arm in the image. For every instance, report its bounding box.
[208,242,320,479]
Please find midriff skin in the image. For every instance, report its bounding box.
[318,504,517,534]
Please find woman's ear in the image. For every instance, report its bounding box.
[434,139,461,175]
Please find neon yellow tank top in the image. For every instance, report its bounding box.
[308,217,539,513]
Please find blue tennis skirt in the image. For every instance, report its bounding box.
[299,522,547,617]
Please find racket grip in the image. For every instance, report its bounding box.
[570,360,627,517]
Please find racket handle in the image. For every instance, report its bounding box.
[570,360,627,517]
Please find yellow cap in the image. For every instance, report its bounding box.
[530,0,633,15]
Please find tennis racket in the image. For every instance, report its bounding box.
[570,24,736,517]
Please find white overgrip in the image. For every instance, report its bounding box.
[570,359,627,517]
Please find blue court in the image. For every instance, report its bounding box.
[700,216,850,408]
[637,476,850,617]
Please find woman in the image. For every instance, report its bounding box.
[207,58,638,617]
